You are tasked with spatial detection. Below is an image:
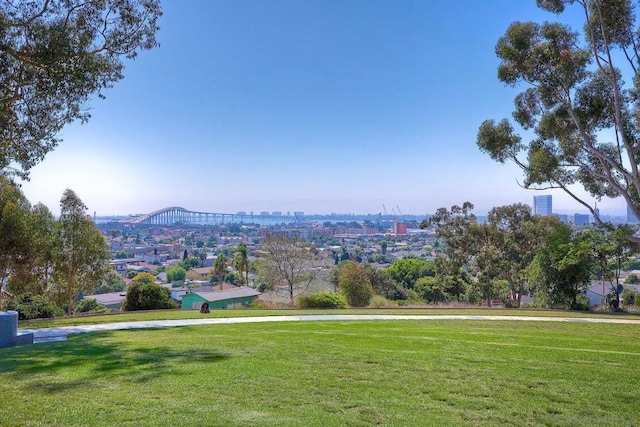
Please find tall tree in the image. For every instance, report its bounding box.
[233,241,249,285]
[259,234,319,305]
[486,203,543,307]
[213,254,228,291]
[426,203,507,307]
[477,0,640,241]
[0,0,162,179]
[0,176,31,306]
[581,224,638,308]
[527,218,594,309]
[51,189,109,315]
[8,202,56,296]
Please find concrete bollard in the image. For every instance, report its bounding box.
[0,310,18,348]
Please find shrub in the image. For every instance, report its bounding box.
[123,281,177,311]
[166,266,187,283]
[622,288,638,307]
[298,293,348,309]
[248,299,264,309]
[6,293,63,320]
[75,298,110,315]
[369,295,394,308]
[338,261,373,307]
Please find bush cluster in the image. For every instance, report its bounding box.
[298,293,348,309]
[5,293,63,320]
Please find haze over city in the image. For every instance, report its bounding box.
[18,0,627,217]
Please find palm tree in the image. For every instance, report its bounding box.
[234,241,249,286]
[213,253,228,291]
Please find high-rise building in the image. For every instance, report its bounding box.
[627,205,639,224]
[533,195,552,216]
[572,213,589,227]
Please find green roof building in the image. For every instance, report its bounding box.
[181,287,260,310]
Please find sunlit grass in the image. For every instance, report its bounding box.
[3,320,640,426]
[19,307,640,329]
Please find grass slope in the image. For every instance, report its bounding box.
[2,320,640,426]
[19,308,640,329]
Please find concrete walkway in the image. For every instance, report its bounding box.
[22,314,640,343]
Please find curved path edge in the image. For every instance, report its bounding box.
[22,314,640,343]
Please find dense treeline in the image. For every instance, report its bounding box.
[329,202,639,311]
[0,177,110,317]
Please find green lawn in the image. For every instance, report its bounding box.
[2,319,640,426]
[18,307,640,329]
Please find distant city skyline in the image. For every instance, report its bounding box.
[17,1,629,217]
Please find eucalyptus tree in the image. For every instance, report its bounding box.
[425,202,505,307]
[581,224,638,308]
[527,217,595,309]
[0,0,162,179]
[0,176,31,305]
[8,203,56,296]
[477,0,640,241]
[51,189,109,315]
[487,203,544,306]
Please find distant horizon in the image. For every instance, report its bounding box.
[17,1,628,219]
[91,204,630,219]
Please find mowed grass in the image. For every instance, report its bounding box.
[2,320,640,426]
[19,307,640,329]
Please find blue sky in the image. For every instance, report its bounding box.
[19,0,628,217]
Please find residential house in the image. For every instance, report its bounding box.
[84,292,126,312]
[186,267,212,282]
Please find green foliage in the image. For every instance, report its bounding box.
[123,275,176,311]
[93,269,126,295]
[298,293,348,309]
[257,282,274,293]
[528,221,595,309]
[369,295,393,308]
[181,256,200,269]
[623,259,640,271]
[338,261,373,307]
[384,257,435,289]
[621,288,638,307]
[166,266,187,283]
[50,189,110,316]
[205,236,218,247]
[233,241,249,285]
[367,253,387,264]
[414,277,448,303]
[130,272,156,285]
[0,1,161,179]
[370,269,407,300]
[75,298,110,315]
[213,254,228,287]
[625,273,639,284]
[5,293,63,320]
[477,1,640,232]
[224,272,239,285]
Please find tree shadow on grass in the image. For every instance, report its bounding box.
[0,328,229,392]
